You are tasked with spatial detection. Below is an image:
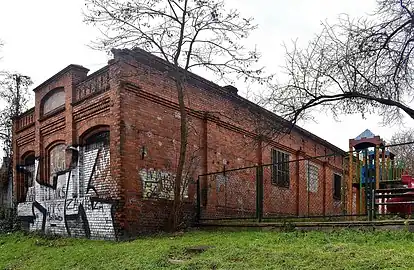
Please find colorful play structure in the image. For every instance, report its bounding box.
[348,129,414,219]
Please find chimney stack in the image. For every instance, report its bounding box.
[223,85,238,95]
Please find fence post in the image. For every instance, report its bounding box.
[370,189,375,221]
[256,165,264,222]
[307,160,310,216]
[196,176,201,221]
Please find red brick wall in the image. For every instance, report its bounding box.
[13,51,346,239]
[115,51,346,232]
[13,64,124,240]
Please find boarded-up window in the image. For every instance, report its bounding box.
[80,131,110,196]
[306,162,319,193]
[271,149,290,188]
[333,174,342,200]
[42,88,65,115]
[49,144,66,175]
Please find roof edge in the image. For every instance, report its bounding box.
[12,107,35,121]
[114,48,346,154]
[33,64,90,92]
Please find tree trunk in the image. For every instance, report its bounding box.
[15,75,21,117]
[171,75,188,231]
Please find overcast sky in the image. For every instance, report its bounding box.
[1,0,413,151]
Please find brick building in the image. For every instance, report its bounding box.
[13,48,346,240]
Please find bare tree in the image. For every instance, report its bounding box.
[0,40,33,157]
[268,0,414,125]
[0,39,33,212]
[0,73,32,212]
[390,129,414,176]
[83,0,271,230]
[0,74,32,157]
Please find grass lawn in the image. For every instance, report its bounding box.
[1,229,414,269]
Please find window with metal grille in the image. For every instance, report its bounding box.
[306,161,319,193]
[333,173,342,200]
[271,149,290,188]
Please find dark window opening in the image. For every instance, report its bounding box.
[24,155,35,187]
[85,130,109,151]
[271,149,290,188]
[333,173,342,200]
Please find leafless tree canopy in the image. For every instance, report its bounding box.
[0,73,32,157]
[84,0,272,230]
[84,0,269,84]
[269,0,414,125]
[390,129,414,175]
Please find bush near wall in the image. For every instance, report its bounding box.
[0,207,20,233]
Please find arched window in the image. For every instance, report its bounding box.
[84,130,110,150]
[47,143,66,185]
[23,153,35,188]
[41,88,65,116]
[17,152,35,202]
[49,144,66,174]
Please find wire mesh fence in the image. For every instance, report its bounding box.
[197,166,258,220]
[197,152,353,222]
[196,141,414,223]
[261,159,345,219]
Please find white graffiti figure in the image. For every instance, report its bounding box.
[17,132,116,240]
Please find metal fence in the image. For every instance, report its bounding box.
[196,141,414,222]
[196,152,354,222]
[197,165,258,220]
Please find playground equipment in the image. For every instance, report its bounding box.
[348,129,414,218]
[385,175,414,215]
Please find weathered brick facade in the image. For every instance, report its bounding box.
[13,48,345,240]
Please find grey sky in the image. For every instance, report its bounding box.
[1,0,412,150]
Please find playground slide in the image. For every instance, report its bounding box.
[386,175,414,215]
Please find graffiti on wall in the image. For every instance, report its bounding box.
[140,168,175,199]
[139,168,189,200]
[17,131,117,240]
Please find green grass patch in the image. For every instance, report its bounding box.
[1,229,414,269]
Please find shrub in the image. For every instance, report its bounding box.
[0,207,20,233]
